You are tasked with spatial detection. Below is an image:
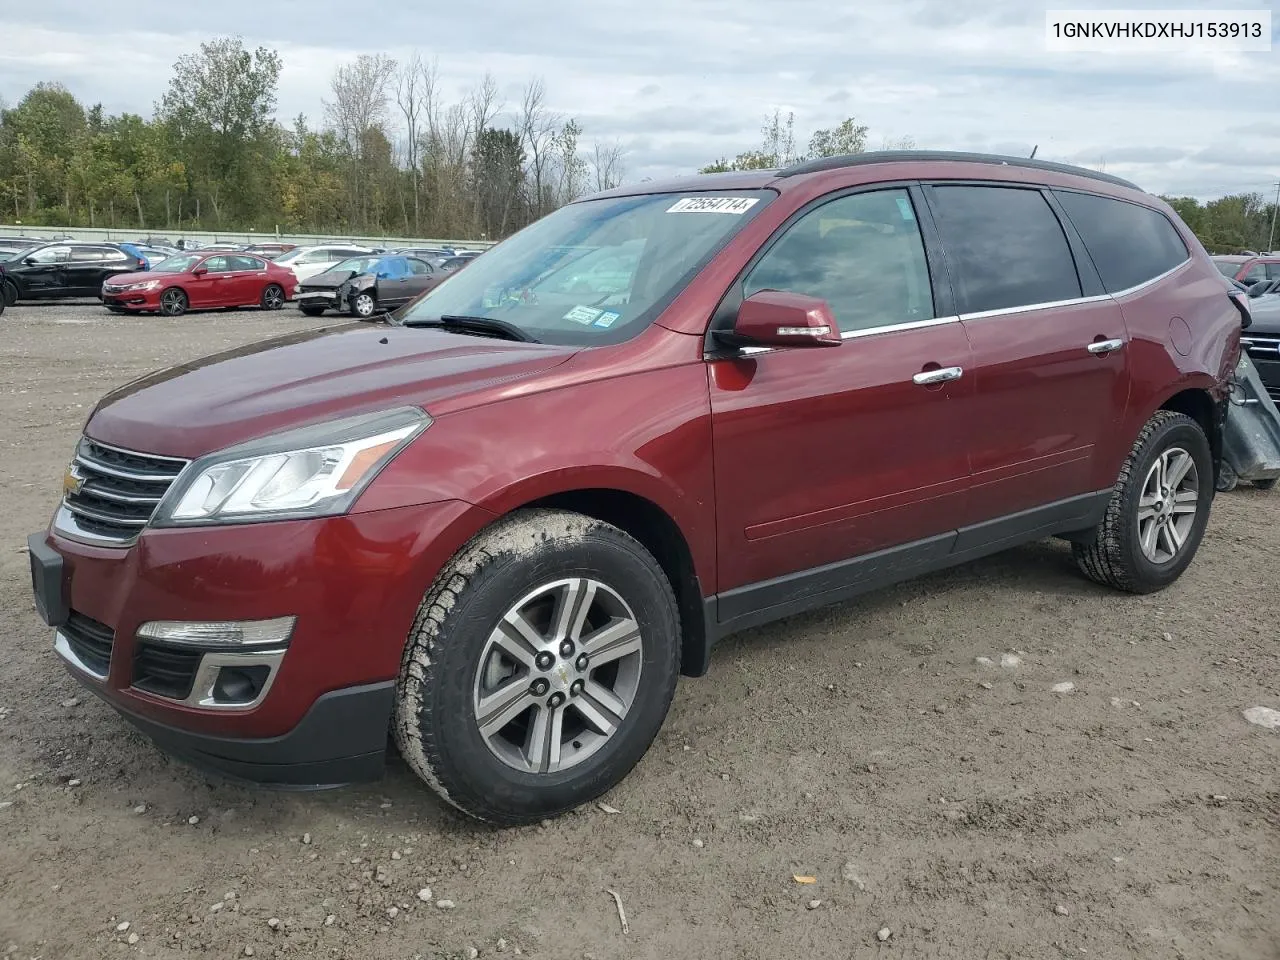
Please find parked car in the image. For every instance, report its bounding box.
[1,242,145,300]
[0,236,41,253]
[1242,294,1280,404]
[100,251,296,316]
[1213,254,1280,285]
[430,255,476,274]
[28,151,1241,826]
[272,244,376,282]
[293,255,443,317]
[193,242,245,252]
[394,246,454,260]
[243,242,297,259]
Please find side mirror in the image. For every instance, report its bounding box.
[23,257,36,266]
[717,289,842,349]
[192,266,207,276]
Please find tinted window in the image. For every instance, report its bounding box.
[377,257,408,279]
[1214,259,1241,278]
[407,258,433,276]
[71,246,104,261]
[744,189,935,333]
[230,255,265,271]
[100,248,130,261]
[28,246,70,264]
[203,256,230,272]
[1243,263,1267,283]
[1054,190,1189,293]
[929,186,1081,313]
[1267,263,1280,280]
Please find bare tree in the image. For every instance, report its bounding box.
[324,53,397,227]
[590,139,626,192]
[517,78,558,218]
[395,51,425,232]
[466,73,502,228]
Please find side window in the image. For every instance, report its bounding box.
[407,258,433,276]
[71,246,104,261]
[99,247,129,262]
[29,246,70,264]
[928,185,1081,314]
[231,256,265,271]
[1243,263,1267,284]
[379,257,408,278]
[203,256,230,273]
[743,189,935,332]
[1266,263,1280,280]
[1053,190,1189,293]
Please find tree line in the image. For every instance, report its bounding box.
[0,36,625,240]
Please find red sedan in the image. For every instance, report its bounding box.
[101,252,298,317]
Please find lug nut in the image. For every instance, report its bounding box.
[530,678,549,696]
[559,640,575,658]
[548,692,565,708]
[570,679,584,697]
[575,654,589,671]
[535,651,554,670]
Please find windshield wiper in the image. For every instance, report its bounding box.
[401,314,537,342]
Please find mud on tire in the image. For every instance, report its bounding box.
[393,508,681,826]
[1073,410,1213,594]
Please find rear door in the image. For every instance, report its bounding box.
[400,257,441,303]
[65,246,108,294]
[226,255,269,304]
[708,186,976,617]
[923,182,1130,524]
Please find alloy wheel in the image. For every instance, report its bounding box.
[354,293,375,317]
[1137,446,1199,564]
[472,577,644,775]
[263,284,284,309]
[160,289,186,316]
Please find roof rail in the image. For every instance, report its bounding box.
[776,150,1143,191]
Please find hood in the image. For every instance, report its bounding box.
[1245,297,1280,334]
[86,322,577,458]
[300,270,356,290]
[103,271,155,286]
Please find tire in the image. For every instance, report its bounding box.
[2,281,17,306]
[1254,478,1277,491]
[350,291,377,319]
[300,305,326,317]
[1073,411,1214,594]
[158,287,188,317]
[260,283,285,311]
[1215,460,1239,493]
[394,508,681,826]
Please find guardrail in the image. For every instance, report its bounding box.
[0,224,496,250]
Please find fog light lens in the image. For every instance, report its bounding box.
[212,665,272,704]
[136,617,295,648]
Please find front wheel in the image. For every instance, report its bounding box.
[159,287,188,317]
[350,291,377,319]
[394,509,681,825]
[1073,410,1213,594]
[260,283,285,311]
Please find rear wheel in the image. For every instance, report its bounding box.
[394,509,681,825]
[1073,411,1213,594]
[1254,478,1277,491]
[260,283,285,311]
[159,287,188,317]
[300,305,326,317]
[2,281,16,306]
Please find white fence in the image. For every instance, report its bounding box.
[0,223,495,250]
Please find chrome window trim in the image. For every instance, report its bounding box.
[841,314,961,340]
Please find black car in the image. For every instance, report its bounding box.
[0,242,145,301]
[293,254,443,318]
[1242,296,1280,405]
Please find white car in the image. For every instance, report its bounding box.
[273,244,375,282]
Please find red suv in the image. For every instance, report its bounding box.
[1213,254,1280,286]
[28,152,1242,825]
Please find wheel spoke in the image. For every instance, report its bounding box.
[573,688,622,737]
[476,683,537,739]
[1166,518,1186,550]
[1166,451,1194,489]
[1138,505,1159,523]
[583,679,627,718]
[1140,518,1159,558]
[523,703,564,773]
[1156,523,1176,559]
[1171,500,1198,516]
[493,610,543,668]
[581,617,642,665]
[551,578,595,643]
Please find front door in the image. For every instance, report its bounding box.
[709,187,974,624]
[20,245,71,295]
[922,183,1130,521]
[188,255,231,308]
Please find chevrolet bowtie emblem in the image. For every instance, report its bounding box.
[62,464,85,497]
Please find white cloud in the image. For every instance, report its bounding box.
[1,0,1276,200]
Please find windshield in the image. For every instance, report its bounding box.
[397,190,773,344]
[152,254,204,273]
[327,257,383,275]
[1214,259,1242,277]
[273,248,306,263]
[2,244,41,261]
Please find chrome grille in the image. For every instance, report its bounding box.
[1242,334,1280,356]
[57,438,188,545]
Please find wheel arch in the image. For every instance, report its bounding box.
[1156,383,1225,482]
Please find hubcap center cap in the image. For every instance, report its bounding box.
[548,660,574,694]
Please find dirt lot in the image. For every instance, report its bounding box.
[0,299,1277,960]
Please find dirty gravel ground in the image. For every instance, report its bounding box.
[0,300,1277,960]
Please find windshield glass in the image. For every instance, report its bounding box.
[1214,259,1241,277]
[2,244,41,261]
[327,257,383,275]
[273,247,305,263]
[397,190,773,344]
[153,254,203,273]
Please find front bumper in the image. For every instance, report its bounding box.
[28,498,482,786]
[294,289,341,309]
[103,288,161,309]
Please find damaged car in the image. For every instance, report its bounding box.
[293,255,443,318]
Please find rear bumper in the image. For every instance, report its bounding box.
[68,665,395,787]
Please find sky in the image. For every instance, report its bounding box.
[1,0,1277,202]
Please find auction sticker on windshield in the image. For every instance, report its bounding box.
[666,197,760,214]
[564,305,602,324]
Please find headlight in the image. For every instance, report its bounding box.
[129,280,162,291]
[153,407,430,526]
[293,284,301,293]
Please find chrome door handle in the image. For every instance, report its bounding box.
[1087,338,1124,355]
[912,366,963,385]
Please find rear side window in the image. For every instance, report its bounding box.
[1054,191,1189,294]
[928,185,1081,314]
[1242,263,1267,284]
[71,246,105,261]
[407,258,433,276]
